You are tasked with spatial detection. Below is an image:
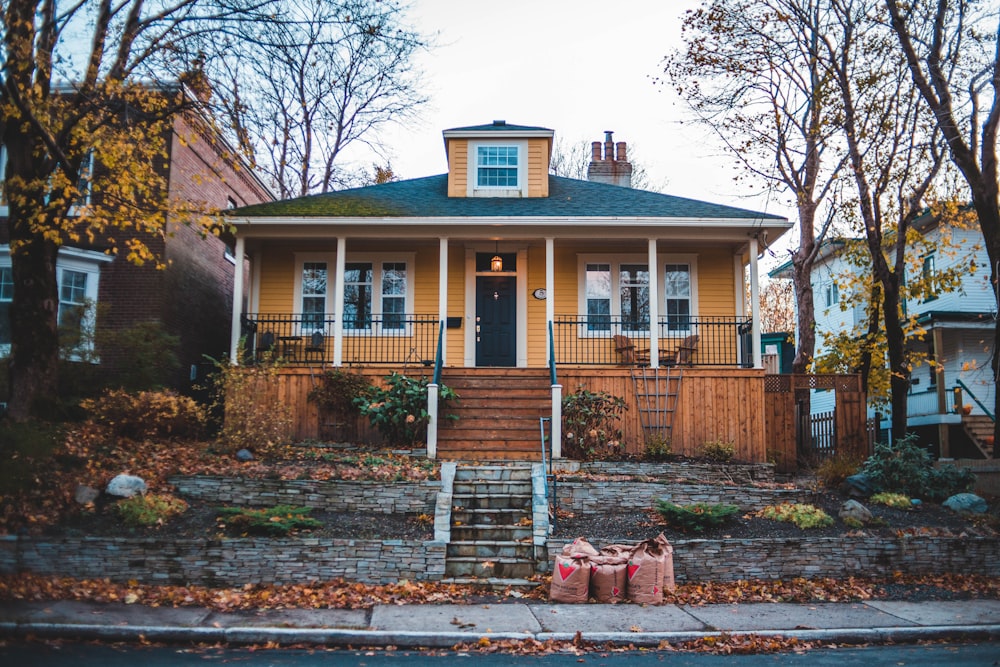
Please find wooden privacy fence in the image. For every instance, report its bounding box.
[764,374,868,473]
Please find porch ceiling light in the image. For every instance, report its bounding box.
[491,241,503,272]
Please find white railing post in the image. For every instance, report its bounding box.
[551,383,562,459]
[426,383,439,459]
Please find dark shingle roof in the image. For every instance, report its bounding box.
[234,174,786,221]
[444,121,553,133]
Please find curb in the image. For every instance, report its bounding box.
[4,621,999,648]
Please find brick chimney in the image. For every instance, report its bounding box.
[587,130,633,188]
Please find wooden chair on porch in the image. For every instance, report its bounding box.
[614,333,699,366]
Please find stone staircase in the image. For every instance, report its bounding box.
[436,369,550,460]
[442,463,549,585]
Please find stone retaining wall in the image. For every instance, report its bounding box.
[168,476,438,514]
[557,481,812,513]
[547,535,1000,582]
[0,536,446,586]
[572,461,775,484]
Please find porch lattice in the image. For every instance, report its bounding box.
[629,366,683,445]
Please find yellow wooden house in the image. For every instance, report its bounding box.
[228,121,792,461]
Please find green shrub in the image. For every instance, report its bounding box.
[870,492,912,510]
[861,435,975,501]
[655,500,739,532]
[355,373,458,446]
[644,434,673,461]
[816,453,864,489]
[759,503,834,529]
[80,389,206,440]
[700,439,735,462]
[207,359,293,455]
[561,386,627,460]
[217,505,323,536]
[116,493,188,527]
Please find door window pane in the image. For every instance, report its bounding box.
[664,264,691,330]
[381,262,406,329]
[301,262,327,329]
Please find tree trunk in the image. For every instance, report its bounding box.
[882,280,910,443]
[791,204,819,375]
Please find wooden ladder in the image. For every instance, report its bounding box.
[630,366,683,444]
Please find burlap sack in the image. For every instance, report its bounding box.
[562,537,599,557]
[652,532,676,593]
[549,554,591,603]
[589,555,628,603]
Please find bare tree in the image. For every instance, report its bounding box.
[664,0,848,374]
[548,137,662,191]
[758,279,797,333]
[209,0,429,198]
[885,0,1000,455]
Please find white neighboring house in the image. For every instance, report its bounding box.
[772,218,996,459]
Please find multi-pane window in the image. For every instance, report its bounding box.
[585,263,612,331]
[824,282,839,307]
[58,269,88,349]
[343,262,373,329]
[664,264,691,331]
[381,262,407,329]
[476,146,518,188]
[301,262,327,329]
[0,266,12,345]
[619,264,649,331]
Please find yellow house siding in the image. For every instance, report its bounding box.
[695,248,736,317]
[257,249,297,313]
[447,139,468,197]
[526,138,550,197]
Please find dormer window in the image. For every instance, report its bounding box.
[477,146,519,188]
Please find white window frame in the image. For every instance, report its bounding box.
[293,253,335,334]
[466,141,528,198]
[824,281,839,308]
[577,254,699,338]
[0,245,110,360]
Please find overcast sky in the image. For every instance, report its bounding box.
[361,0,797,265]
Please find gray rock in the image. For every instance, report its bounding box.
[943,493,987,514]
[236,448,255,462]
[842,473,874,498]
[105,474,147,498]
[839,499,873,524]
[74,484,99,505]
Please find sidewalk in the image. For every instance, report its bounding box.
[2,598,999,647]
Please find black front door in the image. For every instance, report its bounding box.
[476,276,516,367]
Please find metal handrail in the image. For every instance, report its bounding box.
[432,320,444,386]
[955,380,996,420]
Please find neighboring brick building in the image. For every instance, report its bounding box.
[1,106,273,392]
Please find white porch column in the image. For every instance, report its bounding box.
[438,237,449,364]
[648,238,660,368]
[426,383,439,459]
[749,236,763,369]
[333,237,346,366]
[229,235,246,364]
[545,237,555,364]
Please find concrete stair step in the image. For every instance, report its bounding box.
[451,525,533,541]
[453,493,531,510]
[453,480,532,495]
[451,508,530,526]
[446,540,539,559]
[454,465,533,482]
[444,557,539,579]
[440,577,540,592]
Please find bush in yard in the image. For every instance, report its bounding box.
[308,370,371,418]
[644,433,673,460]
[655,500,739,532]
[217,505,323,536]
[116,493,188,527]
[861,435,975,501]
[80,389,206,440]
[561,386,627,460]
[815,453,864,489]
[207,358,293,456]
[758,503,833,529]
[699,439,735,462]
[870,492,912,510]
[355,373,458,446]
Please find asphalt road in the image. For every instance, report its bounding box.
[2,641,1000,665]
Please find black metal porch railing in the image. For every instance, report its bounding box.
[552,315,754,367]
[240,313,440,366]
